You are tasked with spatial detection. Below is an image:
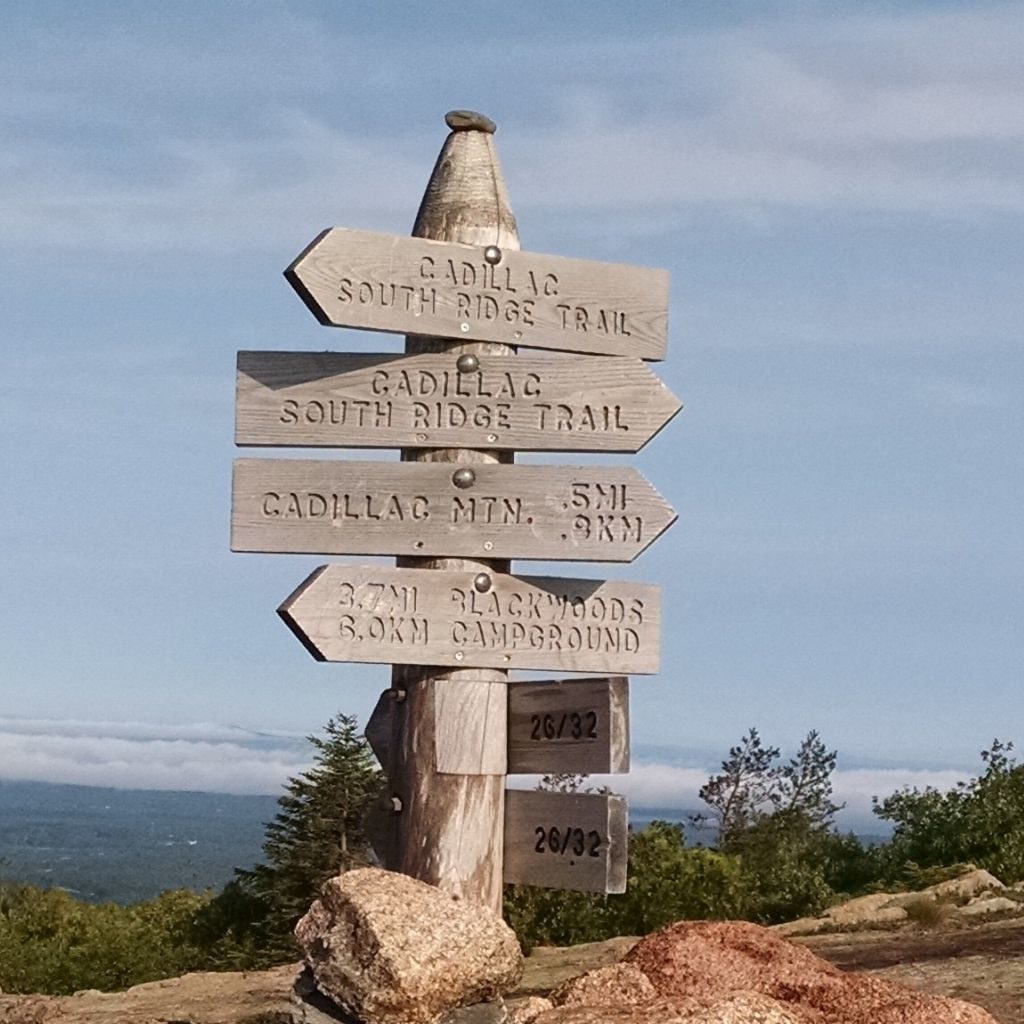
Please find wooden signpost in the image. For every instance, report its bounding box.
[286,228,670,360]
[364,676,630,777]
[232,459,676,562]
[504,790,628,893]
[231,110,680,909]
[235,351,681,453]
[278,564,661,674]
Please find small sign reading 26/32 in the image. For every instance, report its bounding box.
[534,824,602,859]
[507,677,630,774]
[503,790,627,894]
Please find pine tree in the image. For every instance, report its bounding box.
[234,713,383,944]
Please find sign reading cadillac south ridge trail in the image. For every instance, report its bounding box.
[235,351,681,452]
[231,459,676,562]
[278,565,661,674]
[286,228,669,360]
[231,110,681,905]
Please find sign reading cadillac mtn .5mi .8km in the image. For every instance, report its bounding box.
[232,110,682,905]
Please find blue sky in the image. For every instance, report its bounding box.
[1,1,1022,825]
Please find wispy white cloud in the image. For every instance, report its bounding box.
[0,5,1021,254]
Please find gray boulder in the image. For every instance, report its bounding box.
[294,868,523,1024]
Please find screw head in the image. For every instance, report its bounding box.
[484,245,502,265]
[456,353,479,373]
[452,467,476,489]
[473,572,492,593]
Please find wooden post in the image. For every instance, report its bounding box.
[382,110,519,910]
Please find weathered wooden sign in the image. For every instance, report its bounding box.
[363,677,630,776]
[279,564,662,674]
[364,690,395,767]
[503,789,628,893]
[232,459,676,562]
[235,351,681,453]
[285,228,669,360]
[507,677,630,775]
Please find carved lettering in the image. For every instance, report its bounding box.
[450,495,523,525]
[260,492,430,521]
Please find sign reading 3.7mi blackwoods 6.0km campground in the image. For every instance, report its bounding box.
[278,564,661,674]
[286,228,670,359]
[232,110,680,904]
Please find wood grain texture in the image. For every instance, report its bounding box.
[285,227,669,360]
[507,677,630,775]
[234,350,681,453]
[433,680,508,775]
[277,564,662,674]
[503,790,628,894]
[231,458,676,563]
[382,115,518,912]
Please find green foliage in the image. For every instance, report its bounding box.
[0,884,210,995]
[605,822,745,934]
[874,739,1024,884]
[901,894,948,927]
[16,724,1024,996]
[725,811,834,923]
[0,712,384,994]
[227,712,383,954]
[689,728,852,924]
[504,821,745,950]
[695,728,841,850]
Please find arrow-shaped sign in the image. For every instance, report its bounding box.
[278,565,662,674]
[232,459,676,563]
[235,351,681,453]
[364,690,395,768]
[285,228,669,360]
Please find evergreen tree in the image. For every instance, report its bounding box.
[693,727,781,848]
[232,713,383,947]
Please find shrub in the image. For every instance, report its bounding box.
[901,895,948,928]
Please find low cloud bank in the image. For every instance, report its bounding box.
[510,761,969,833]
[0,718,969,827]
[0,718,310,795]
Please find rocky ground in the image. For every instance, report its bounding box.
[5,865,1024,1024]
[4,918,1023,1024]
[802,917,1024,1024]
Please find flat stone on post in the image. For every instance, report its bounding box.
[445,110,497,133]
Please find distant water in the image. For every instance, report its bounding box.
[0,780,277,904]
[0,780,716,905]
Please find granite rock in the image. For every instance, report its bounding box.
[624,920,998,1023]
[294,868,523,1024]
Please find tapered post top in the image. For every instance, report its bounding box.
[412,111,519,249]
